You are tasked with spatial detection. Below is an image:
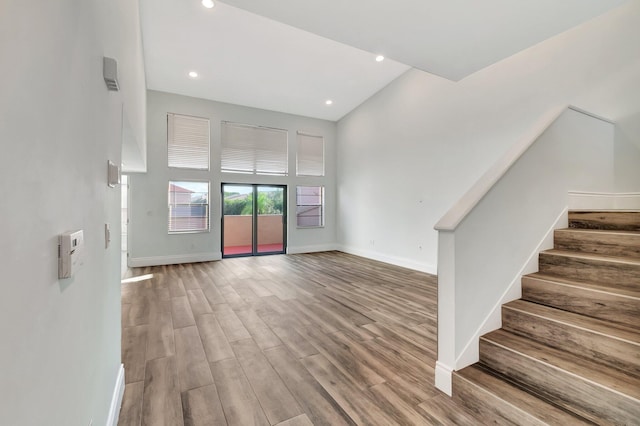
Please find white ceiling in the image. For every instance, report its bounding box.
[219,0,627,81]
[139,0,626,121]
[139,0,410,121]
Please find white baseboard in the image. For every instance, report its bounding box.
[568,191,640,210]
[129,252,222,267]
[337,245,437,274]
[287,243,339,254]
[106,364,125,426]
[454,208,568,370]
[435,361,453,396]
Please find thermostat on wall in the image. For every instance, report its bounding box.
[58,230,84,279]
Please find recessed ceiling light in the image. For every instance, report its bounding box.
[325,100,333,105]
[202,0,214,8]
[188,71,198,78]
[375,55,385,62]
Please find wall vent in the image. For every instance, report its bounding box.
[103,57,120,91]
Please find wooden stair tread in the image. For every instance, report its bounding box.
[525,272,640,299]
[556,228,640,236]
[570,210,640,212]
[554,228,640,258]
[538,250,640,291]
[504,299,640,344]
[540,249,640,266]
[522,273,639,326]
[481,329,640,400]
[503,299,640,376]
[569,211,640,232]
[454,365,589,425]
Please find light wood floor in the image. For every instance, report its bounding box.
[118,251,478,426]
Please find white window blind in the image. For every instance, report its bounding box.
[296,186,324,227]
[168,113,210,170]
[221,122,288,175]
[168,181,210,233]
[296,132,324,177]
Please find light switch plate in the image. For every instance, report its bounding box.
[108,160,120,187]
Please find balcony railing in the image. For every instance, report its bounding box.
[223,214,283,253]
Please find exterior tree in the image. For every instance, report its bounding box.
[224,190,283,215]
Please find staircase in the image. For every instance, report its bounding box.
[452,211,640,425]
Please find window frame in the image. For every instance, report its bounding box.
[295,185,325,229]
[168,180,211,234]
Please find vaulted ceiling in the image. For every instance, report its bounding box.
[140,0,627,121]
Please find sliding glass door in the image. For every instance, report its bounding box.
[222,184,286,257]
[256,186,285,253]
[222,184,253,256]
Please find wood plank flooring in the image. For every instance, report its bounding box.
[118,251,476,425]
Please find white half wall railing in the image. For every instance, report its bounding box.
[433,105,640,395]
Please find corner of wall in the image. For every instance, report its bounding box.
[106,364,125,426]
[435,361,453,396]
[435,230,455,394]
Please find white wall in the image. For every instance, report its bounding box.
[129,90,337,266]
[102,1,148,174]
[336,1,640,273]
[0,1,146,425]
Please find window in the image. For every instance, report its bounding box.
[296,132,324,176]
[221,122,288,175]
[296,186,324,227]
[168,181,209,233]
[167,113,210,170]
